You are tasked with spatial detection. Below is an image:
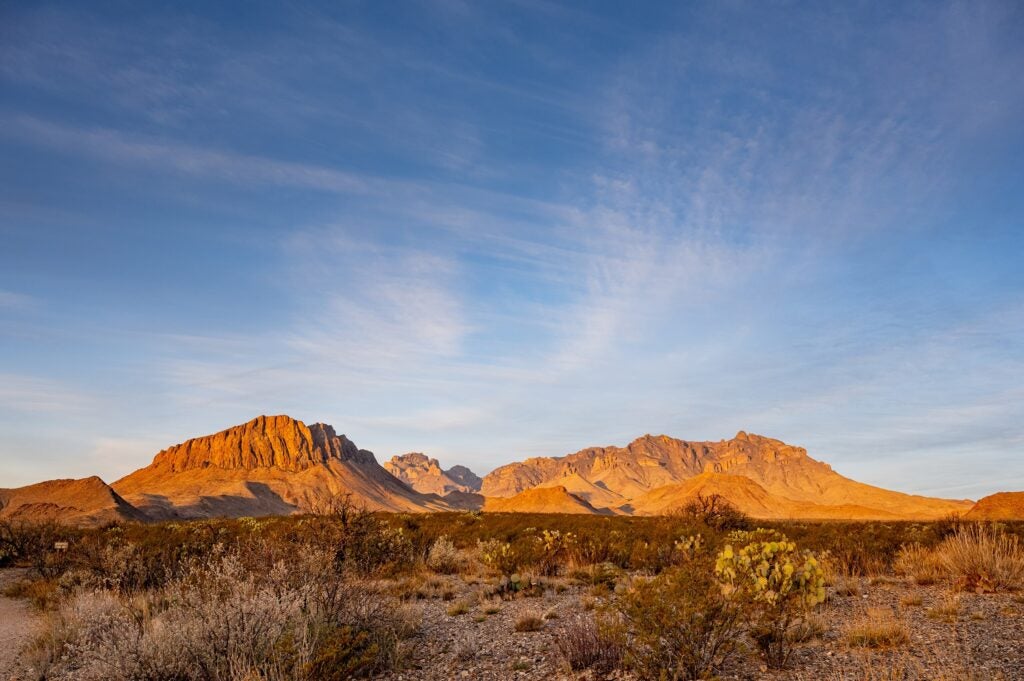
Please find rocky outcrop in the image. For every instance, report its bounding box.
[0,477,146,525]
[965,492,1024,520]
[113,416,451,519]
[383,453,481,495]
[146,415,374,473]
[481,432,972,520]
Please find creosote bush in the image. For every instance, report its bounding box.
[426,535,460,574]
[676,493,753,532]
[615,564,743,680]
[7,512,1024,680]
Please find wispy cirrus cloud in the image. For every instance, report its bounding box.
[3,116,373,195]
[0,290,36,309]
[0,373,94,415]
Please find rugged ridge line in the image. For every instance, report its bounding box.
[481,431,972,519]
[113,415,450,519]
[147,415,374,473]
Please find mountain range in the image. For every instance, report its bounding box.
[1,414,1018,524]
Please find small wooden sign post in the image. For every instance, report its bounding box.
[53,541,69,551]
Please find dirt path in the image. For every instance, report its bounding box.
[0,570,40,681]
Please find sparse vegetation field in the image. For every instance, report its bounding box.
[1,504,1022,679]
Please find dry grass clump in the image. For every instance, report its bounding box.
[514,613,545,632]
[844,607,910,648]
[555,613,623,675]
[788,612,828,642]
[927,592,961,621]
[894,542,946,586]
[936,524,1024,592]
[899,593,923,607]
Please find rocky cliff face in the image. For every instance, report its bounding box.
[114,415,450,519]
[147,415,374,473]
[383,452,481,495]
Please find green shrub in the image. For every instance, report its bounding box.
[714,530,826,668]
[534,529,575,576]
[478,538,520,575]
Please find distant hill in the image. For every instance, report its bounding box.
[482,486,607,514]
[384,452,482,495]
[0,476,146,525]
[112,415,450,519]
[623,472,903,519]
[965,492,1024,520]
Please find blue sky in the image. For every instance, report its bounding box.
[1,0,1022,498]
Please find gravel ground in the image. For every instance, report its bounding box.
[0,570,40,681]
[379,575,1024,681]
[1,570,1020,680]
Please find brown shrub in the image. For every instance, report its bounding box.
[555,612,623,675]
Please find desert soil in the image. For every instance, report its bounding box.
[378,575,1024,680]
[0,570,41,681]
